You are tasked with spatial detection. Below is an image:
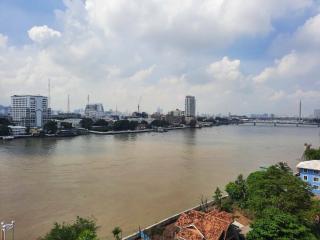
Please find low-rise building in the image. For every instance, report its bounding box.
[85,103,105,119]
[297,160,320,195]
[62,118,82,128]
[8,125,26,136]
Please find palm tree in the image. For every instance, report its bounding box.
[112,227,122,240]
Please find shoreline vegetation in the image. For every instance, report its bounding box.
[39,159,320,240]
[0,116,234,140]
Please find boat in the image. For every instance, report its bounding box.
[2,136,14,140]
[155,127,168,132]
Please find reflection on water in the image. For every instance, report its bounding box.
[0,126,319,240]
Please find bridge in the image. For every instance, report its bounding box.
[240,120,320,127]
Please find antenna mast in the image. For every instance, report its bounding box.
[48,78,51,108]
[299,99,302,121]
[67,94,70,113]
[138,96,142,113]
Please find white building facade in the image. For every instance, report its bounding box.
[185,95,196,117]
[8,125,26,136]
[85,103,105,119]
[314,109,320,119]
[11,95,51,128]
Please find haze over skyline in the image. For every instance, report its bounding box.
[0,0,320,115]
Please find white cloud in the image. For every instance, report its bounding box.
[28,25,61,43]
[0,0,319,115]
[207,57,242,82]
[253,52,300,84]
[0,33,8,48]
[83,0,313,50]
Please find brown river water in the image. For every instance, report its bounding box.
[0,125,319,239]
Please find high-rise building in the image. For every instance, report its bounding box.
[85,103,105,119]
[11,95,51,128]
[185,95,196,117]
[314,109,320,119]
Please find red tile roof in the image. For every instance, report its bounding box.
[175,210,233,240]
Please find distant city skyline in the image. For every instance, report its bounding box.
[1,1,320,115]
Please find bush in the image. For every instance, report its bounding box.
[247,208,317,240]
[304,146,320,160]
[40,217,99,240]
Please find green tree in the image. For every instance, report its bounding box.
[0,125,11,136]
[225,174,247,205]
[189,119,197,128]
[61,122,73,129]
[93,119,109,127]
[150,120,169,127]
[77,230,98,240]
[304,146,320,160]
[113,120,130,131]
[44,121,58,134]
[40,217,99,240]
[247,208,317,240]
[0,118,11,125]
[246,164,312,216]
[112,227,122,240]
[213,187,223,210]
[80,118,94,130]
[128,121,138,130]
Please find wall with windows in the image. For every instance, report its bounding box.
[299,168,320,195]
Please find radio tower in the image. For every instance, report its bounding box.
[67,94,70,113]
[299,99,302,121]
[48,79,51,109]
[87,94,90,106]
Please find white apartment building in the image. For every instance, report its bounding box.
[11,95,51,128]
[185,95,196,117]
[85,103,105,119]
[8,125,26,136]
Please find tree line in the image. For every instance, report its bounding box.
[213,162,320,239]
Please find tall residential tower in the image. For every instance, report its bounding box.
[185,95,196,117]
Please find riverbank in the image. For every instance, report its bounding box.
[123,196,251,240]
[89,126,190,135]
[123,199,217,240]
[0,126,195,140]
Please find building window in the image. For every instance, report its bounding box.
[313,185,319,190]
[303,169,308,173]
[314,177,319,182]
[303,176,308,181]
[314,170,319,175]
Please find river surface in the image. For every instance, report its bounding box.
[1,125,320,239]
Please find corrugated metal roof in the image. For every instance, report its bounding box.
[297,160,320,171]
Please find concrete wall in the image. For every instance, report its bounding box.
[123,199,217,240]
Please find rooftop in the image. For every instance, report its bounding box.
[175,210,233,240]
[297,160,320,171]
[11,95,47,97]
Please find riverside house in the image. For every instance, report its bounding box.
[297,160,320,195]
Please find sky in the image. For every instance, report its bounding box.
[0,0,320,116]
